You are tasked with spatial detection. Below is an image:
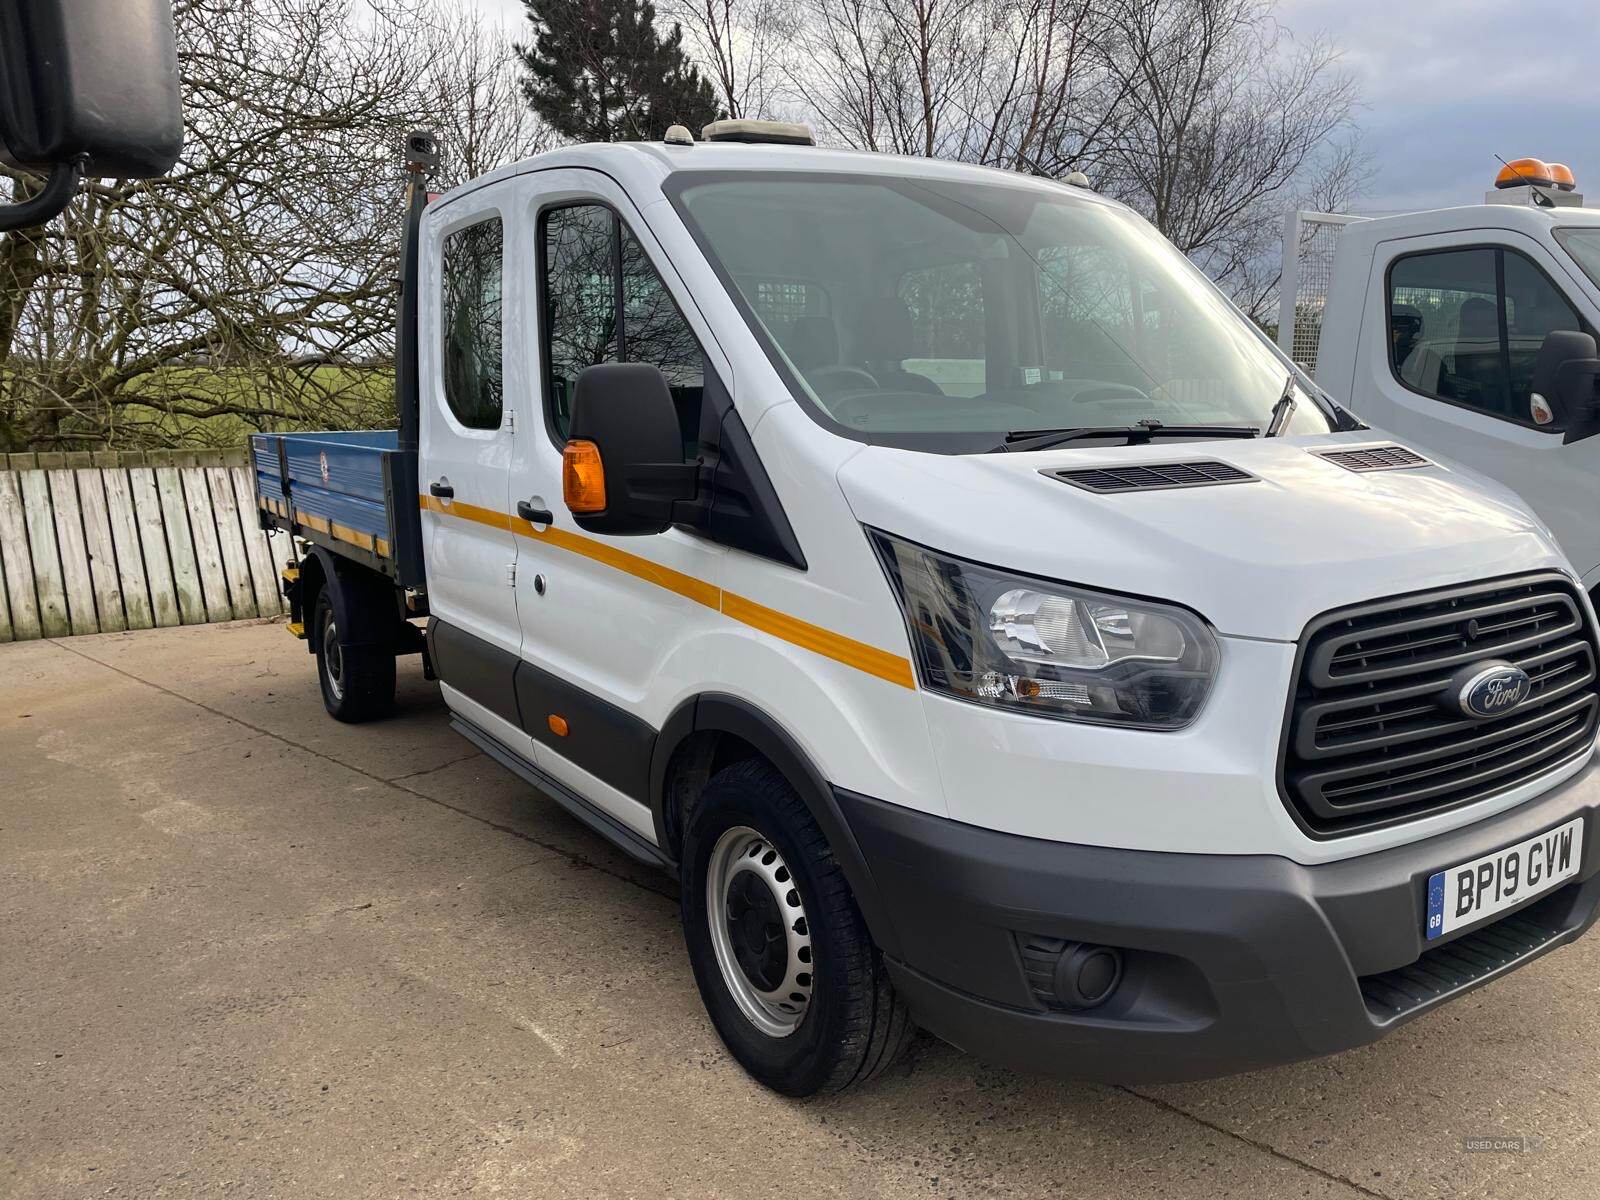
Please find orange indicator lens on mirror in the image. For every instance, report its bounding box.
[563,439,606,513]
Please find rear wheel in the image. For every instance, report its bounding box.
[681,758,913,1095]
[313,586,394,723]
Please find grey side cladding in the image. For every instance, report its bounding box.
[426,617,521,725]
[513,658,656,803]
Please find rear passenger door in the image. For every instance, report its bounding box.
[418,189,531,754]
[507,171,729,841]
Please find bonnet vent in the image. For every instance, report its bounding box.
[1316,445,1429,473]
[1047,460,1256,494]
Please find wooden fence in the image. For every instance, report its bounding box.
[0,448,287,642]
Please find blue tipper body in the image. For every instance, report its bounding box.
[249,430,425,588]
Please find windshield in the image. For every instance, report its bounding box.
[668,171,1332,452]
[1556,227,1600,290]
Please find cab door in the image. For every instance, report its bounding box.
[506,170,729,842]
[418,187,533,757]
[1359,230,1600,580]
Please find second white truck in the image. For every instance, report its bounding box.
[1291,161,1600,597]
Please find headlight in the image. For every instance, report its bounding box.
[868,529,1219,729]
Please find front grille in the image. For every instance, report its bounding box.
[1359,889,1571,1022]
[1317,445,1430,472]
[1282,574,1600,836]
[1048,460,1255,494]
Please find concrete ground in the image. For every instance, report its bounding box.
[2,621,1597,1199]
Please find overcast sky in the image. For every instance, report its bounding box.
[467,0,1600,215]
[1281,0,1600,213]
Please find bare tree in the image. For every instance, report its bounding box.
[426,8,561,187]
[1090,0,1367,310]
[788,0,994,157]
[0,0,547,451]
[766,0,1363,315]
[951,0,1127,175]
[665,0,788,119]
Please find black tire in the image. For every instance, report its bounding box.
[681,758,913,1096]
[313,586,395,723]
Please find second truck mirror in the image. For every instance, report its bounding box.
[0,0,182,179]
[565,363,698,536]
[1530,330,1600,444]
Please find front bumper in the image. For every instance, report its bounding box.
[835,759,1600,1083]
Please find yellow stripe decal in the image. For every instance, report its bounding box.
[720,591,916,689]
[419,494,514,532]
[420,493,914,689]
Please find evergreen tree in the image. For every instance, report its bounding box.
[517,0,721,143]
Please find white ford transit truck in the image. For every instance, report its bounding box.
[251,125,1600,1095]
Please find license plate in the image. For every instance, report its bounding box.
[1426,817,1584,939]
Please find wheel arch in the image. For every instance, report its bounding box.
[649,692,902,960]
[306,546,402,650]
[298,548,332,652]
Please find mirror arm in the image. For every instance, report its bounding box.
[0,157,86,233]
[627,460,701,507]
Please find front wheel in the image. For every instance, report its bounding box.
[681,758,913,1095]
[313,587,394,723]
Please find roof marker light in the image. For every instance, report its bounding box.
[701,119,816,146]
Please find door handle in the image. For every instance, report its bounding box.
[517,500,553,525]
[429,481,454,498]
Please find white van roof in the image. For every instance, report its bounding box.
[431,139,1129,215]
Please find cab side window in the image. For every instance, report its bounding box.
[541,203,704,445]
[1387,246,1584,425]
[440,216,504,430]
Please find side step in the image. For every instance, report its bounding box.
[448,714,673,871]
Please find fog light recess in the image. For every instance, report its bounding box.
[1019,935,1125,1011]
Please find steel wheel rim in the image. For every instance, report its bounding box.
[706,826,813,1038]
[321,606,344,701]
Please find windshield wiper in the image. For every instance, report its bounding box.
[1265,374,1297,437]
[999,421,1262,453]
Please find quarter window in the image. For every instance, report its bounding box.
[1387,246,1584,425]
[541,203,705,445]
[440,217,504,430]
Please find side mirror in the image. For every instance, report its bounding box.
[564,363,698,536]
[1530,330,1600,444]
[0,0,182,229]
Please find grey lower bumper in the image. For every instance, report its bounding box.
[834,760,1600,1083]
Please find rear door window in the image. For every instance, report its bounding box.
[440,216,504,430]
